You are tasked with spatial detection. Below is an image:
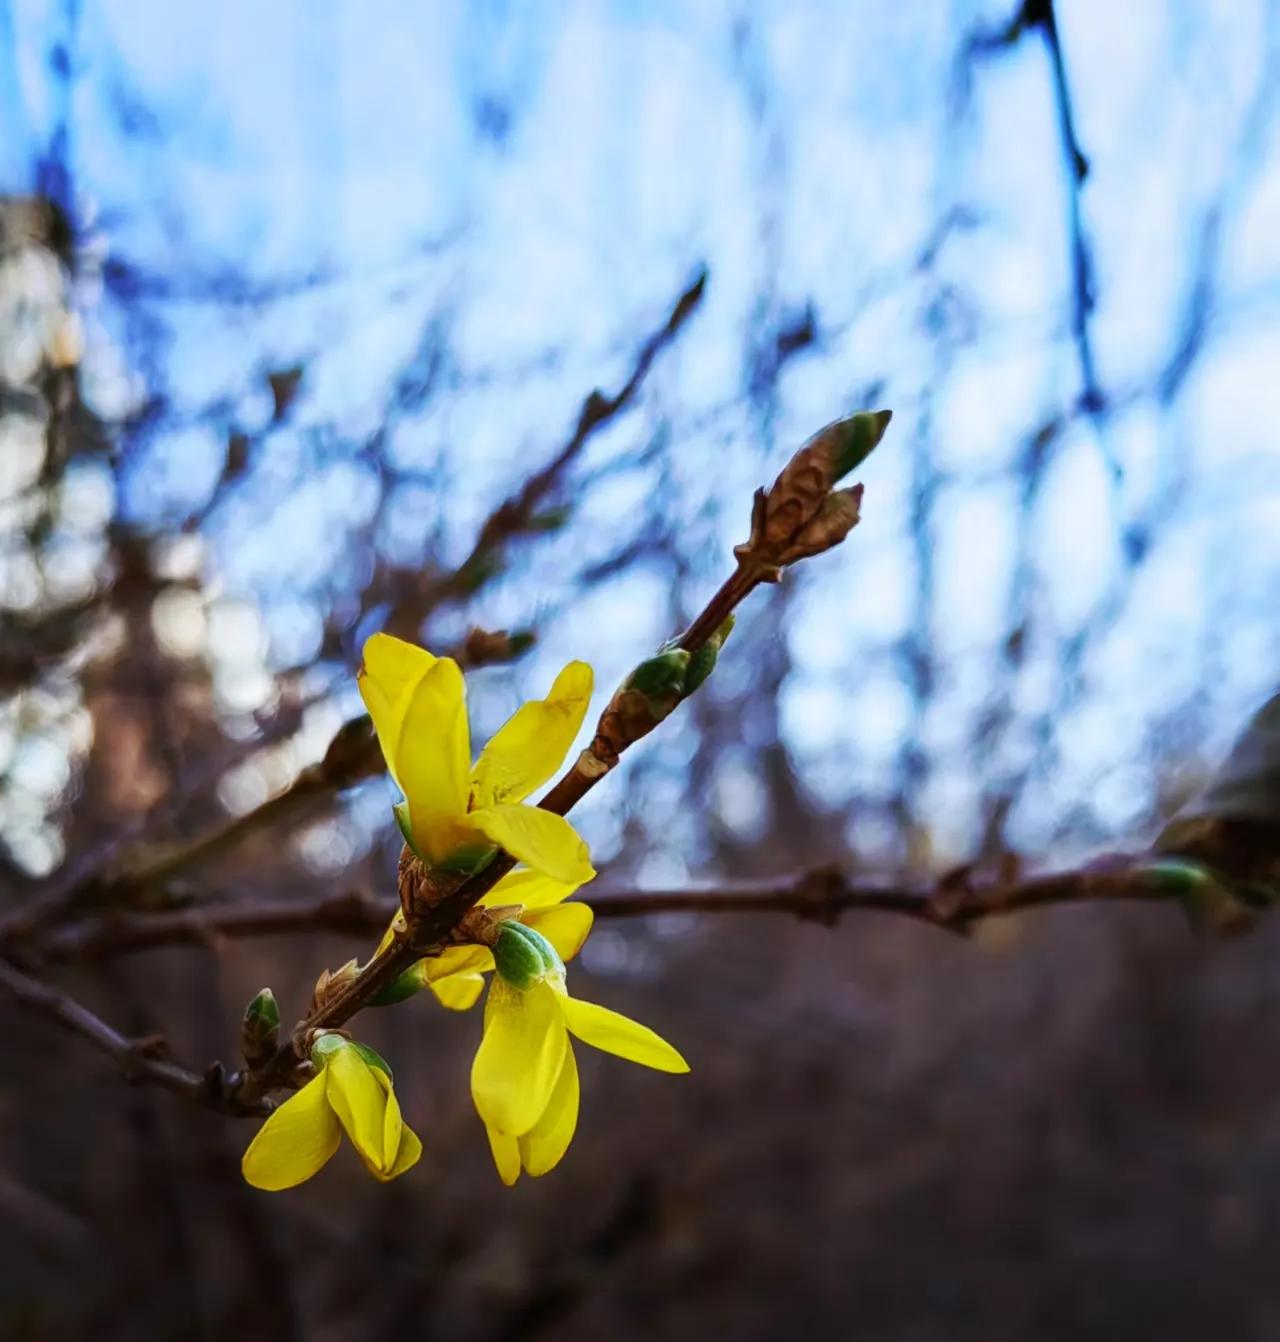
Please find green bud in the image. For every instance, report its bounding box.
[683,615,736,695]
[370,961,428,1007]
[831,409,892,482]
[493,921,562,990]
[240,988,279,1066]
[626,649,691,699]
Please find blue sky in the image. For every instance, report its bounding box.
[2,0,1279,875]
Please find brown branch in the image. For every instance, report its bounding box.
[32,855,1182,965]
[0,956,269,1115]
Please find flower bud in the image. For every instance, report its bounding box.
[492,920,561,989]
[240,988,279,1067]
[736,411,890,575]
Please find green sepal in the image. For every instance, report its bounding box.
[493,920,562,989]
[310,1031,348,1064]
[831,409,892,482]
[351,1041,394,1080]
[393,800,418,855]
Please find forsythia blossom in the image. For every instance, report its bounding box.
[358,633,594,884]
[242,1034,421,1190]
[377,868,596,1012]
[471,921,689,1186]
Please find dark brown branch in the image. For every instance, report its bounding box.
[34,855,1180,965]
[0,957,269,1115]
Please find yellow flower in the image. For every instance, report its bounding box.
[377,867,596,1013]
[241,1035,422,1191]
[470,922,688,1186]
[358,633,595,884]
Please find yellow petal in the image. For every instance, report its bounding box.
[395,659,473,863]
[357,634,437,788]
[471,979,567,1136]
[480,867,584,910]
[375,909,407,957]
[359,1068,421,1182]
[241,1072,341,1191]
[519,1042,580,1177]
[379,1123,423,1181]
[430,972,487,1011]
[424,944,495,981]
[485,1122,522,1187]
[469,804,595,886]
[558,993,690,1073]
[521,903,594,963]
[325,1045,393,1169]
[470,661,593,809]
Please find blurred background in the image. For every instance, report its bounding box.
[2,1,1280,1338]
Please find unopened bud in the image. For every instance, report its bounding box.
[311,958,361,1012]
[240,988,279,1067]
[492,921,561,990]
[737,411,890,574]
[830,410,892,482]
[626,649,691,699]
[683,615,736,695]
[777,485,863,564]
[370,960,429,1007]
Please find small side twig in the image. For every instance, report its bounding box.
[0,957,269,1115]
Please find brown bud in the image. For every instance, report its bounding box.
[776,485,863,564]
[735,412,889,574]
[311,958,360,1013]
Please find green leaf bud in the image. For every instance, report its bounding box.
[683,615,736,695]
[831,409,893,482]
[240,988,279,1066]
[626,648,691,699]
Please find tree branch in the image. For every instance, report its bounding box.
[32,854,1180,964]
[0,957,269,1115]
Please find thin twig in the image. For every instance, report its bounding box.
[0,956,269,1115]
[32,855,1178,964]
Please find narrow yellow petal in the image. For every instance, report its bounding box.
[469,804,595,886]
[470,661,593,809]
[430,972,487,1011]
[396,658,473,863]
[480,867,584,910]
[558,994,690,1073]
[485,1122,522,1186]
[357,1068,421,1182]
[519,1042,580,1177]
[241,1072,340,1191]
[357,634,438,790]
[325,1045,392,1169]
[471,979,567,1136]
[424,945,495,981]
[375,909,407,957]
[521,903,594,963]
[378,1123,423,1181]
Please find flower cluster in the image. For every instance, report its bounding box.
[242,634,687,1191]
